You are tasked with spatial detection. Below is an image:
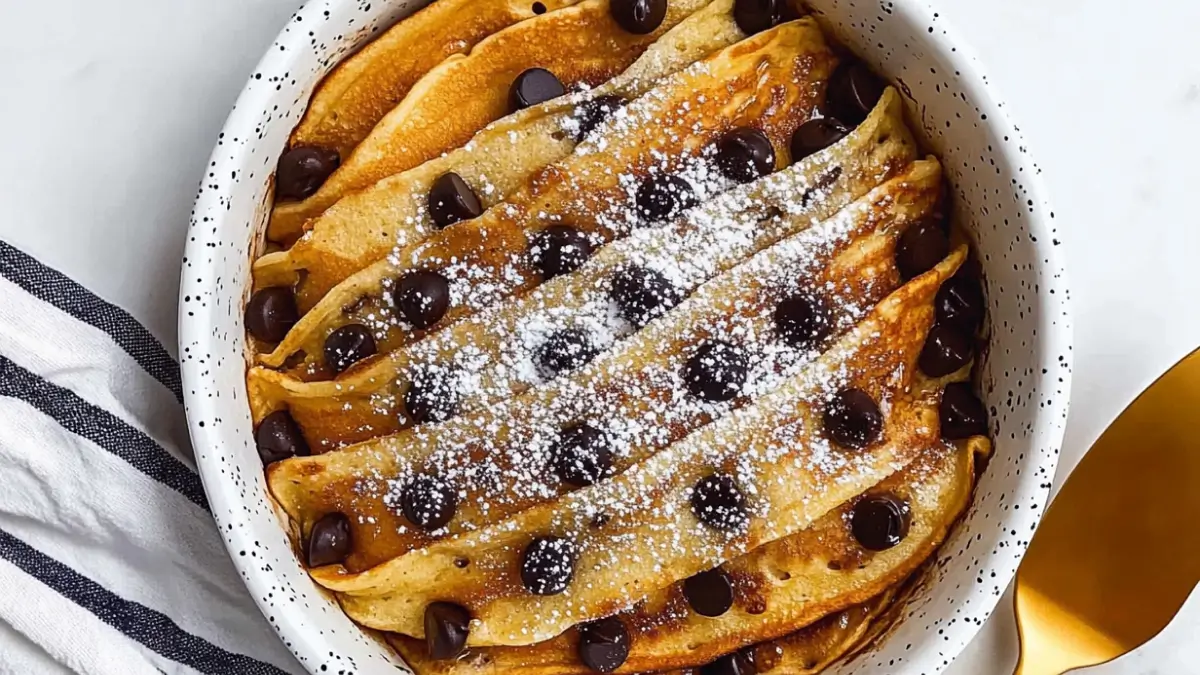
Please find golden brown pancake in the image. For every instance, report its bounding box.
[266,156,943,573]
[269,0,714,242]
[383,434,984,673]
[290,0,587,159]
[302,248,965,645]
[257,19,838,374]
[248,89,916,449]
[255,0,747,309]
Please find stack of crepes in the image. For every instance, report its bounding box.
[245,0,993,672]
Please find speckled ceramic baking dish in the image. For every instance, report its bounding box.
[180,1,1072,672]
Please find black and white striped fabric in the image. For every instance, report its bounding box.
[0,241,302,675]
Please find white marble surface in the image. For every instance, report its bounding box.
[0,0,1197,672]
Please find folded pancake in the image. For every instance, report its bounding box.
[249,89,917,449]
[311,247,967,645]
[268,0,714,242]
[289,0,587,159]
[259,20,839,372]
[267,156,943,574]
[386,434,984,673]
[255,0,747,308]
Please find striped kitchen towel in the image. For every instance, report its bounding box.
[0,241,303,675]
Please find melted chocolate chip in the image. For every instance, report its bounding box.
[577,616,631,672]
[428,172,483,228]
[572,95,627,141]
[939,382,989,439]
[424,601,471,660]
[276,146,340,201]
[635,175,698,224]
[895,220,950,281]
[790,118,850,162]
[307,512,352,568]
[405,370,460,425]
[323,324,377,374]
[538,328,600,376]
[823,388,883,449]
[245,287,299,343]
[732,0,782,36]
[685,340,748,402]
[716,128,776,183]
[521,536,577,595]
[510,68,566,111]
[553,423,614,487]
[774,293,831,348]
[701,647,758,675]
[683,567,734,617]
[610,265,680,327]
[610,0,666,34]
[691,474,749,532]
[936,271,986,333]
[826,62,886,126]
[394,270,452,329]
[255,410,310,465]
[401,474,458,531]
[918,324,974,377]
[530,225,594,279]
[850,493,912,551]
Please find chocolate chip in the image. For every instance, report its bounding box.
[918,324,974,377]
[323,324,377,374]
[826,62,886,126]
[538,328,600,376]
[405,370,460,425]
[823,388,883,449]
[732,0,782,36]
[850,493,911,551]
[716,128,776,183]
[939,382,988,439]
[510,68,566,111]
[774,293,831,348]
[691,474,749,532]
[401,474,457,531]
[572,95,627,141]
[610,265,680,327]
[394,270,452,329]
[428,172,483,228]
[683,567,734,617]
[790,118,850,162]
[276,146,340,201]
[635,175,698,224]
[424,601,471,660]
[685,340,748,402]
[521,536,577,595]
[577,616,631,672]
[245,287,299,343]
[701,647,758,675]
[895,219,950,281]
[610,0,666,34]
[307,512,352,567]
[936,271,985,333]
[552,423,614,487]
[530,225,594,279]
[255,410,310,465]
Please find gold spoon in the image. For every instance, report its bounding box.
[1013,348,1200,675]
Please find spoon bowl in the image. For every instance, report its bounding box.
[1014,348,1200,675]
